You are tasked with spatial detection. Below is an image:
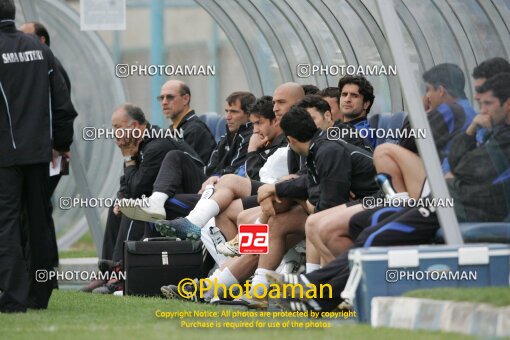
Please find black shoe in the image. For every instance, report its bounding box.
[81,279,108,293]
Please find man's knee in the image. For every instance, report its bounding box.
[374,143,398,160]
[164,149,184,162]
[216,174,241,189]
[268,213,303,238]
[305,214,319,238]
[237,207,257,225]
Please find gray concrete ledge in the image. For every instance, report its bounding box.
[372,296,510,337]
[57,257,98,285]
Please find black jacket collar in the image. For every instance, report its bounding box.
[0,19,16,32]
[308,129,325,154]
[175,110,197,130]
[268,132,287,148]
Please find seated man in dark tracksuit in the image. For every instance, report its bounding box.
[267,72,510,313]
[83,103,204,293]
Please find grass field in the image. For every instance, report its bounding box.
[404,287,510,307]
[59,232,97,259]
[0,290,473,340]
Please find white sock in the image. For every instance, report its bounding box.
[250,268,270,296]
[187,199,220,228]
[203,268,238,301]
[306,263,320,274]
[149,192,169,207]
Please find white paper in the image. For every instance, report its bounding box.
[50,156,62,176]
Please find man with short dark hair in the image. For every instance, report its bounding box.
[338,75,376,147]
[205,91,255,179]
[0,0,78,312]
[472,57,510,101]
[297,95,372,152]
[468,57,510,146]
[302,84,320,95]
[159,80,216,163]
[297,95,334,130]
[381,63,478,179]
[448,72,510,222]
[319,87,341,121]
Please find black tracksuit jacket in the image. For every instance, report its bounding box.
[276,130,379,212]
[0,20,77,166]
[205,122,253,177]
[447,124,510,222]
[172,110,216,164]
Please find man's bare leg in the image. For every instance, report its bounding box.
[373,144,426,198]
[258,205,308,270]
[306,236,320,272]
[215,198,244,240]
[207,175,253,211]
[306,203,363,264]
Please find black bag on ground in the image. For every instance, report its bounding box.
[124,237,213,296]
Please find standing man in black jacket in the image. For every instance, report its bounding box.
[0,0,77,312]
[159,79,216,163]
[20,20,72,270]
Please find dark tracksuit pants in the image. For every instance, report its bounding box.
[20,174,60,289]
[0,164,55,312]
[152,150,205,196]
[101,206,146,265]
[48,175,61,268]
[305,206,440,311]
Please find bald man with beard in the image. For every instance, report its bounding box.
[158,80,216,163]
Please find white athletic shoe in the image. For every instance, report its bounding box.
[216,235,240,257]
[119,195,166,222]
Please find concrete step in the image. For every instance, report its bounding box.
[372,296,510,337]
[57,257,98,286]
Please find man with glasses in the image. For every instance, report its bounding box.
[158,80,216,163]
